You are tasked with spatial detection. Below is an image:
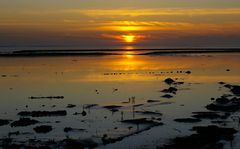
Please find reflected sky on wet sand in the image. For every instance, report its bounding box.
[0,53,240,148]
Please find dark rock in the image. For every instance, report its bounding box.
[161,87,178,94]
[192,112,223,119]
[222,84,240,96]
[33,125,52,133]
[192,125,237,140]
[66,104,76,108]
[224,84,232,89]
[162,94,173,98]
[147,100,160,103]
[215,97,230,104]
[0,119,10,126]
[231,85,240,96]
[11,118,39,127]
[218,82,225,85]
[206,96,240,112]
[64,127,73,132]
[164,78,175,85]
[18,110,67,117]
[206,102,240,112]
[185,71,191,74]
[158,125,237,149]
[174,118,201,123]
[82,110,87,116]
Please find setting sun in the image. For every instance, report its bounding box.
[122,35,135,43]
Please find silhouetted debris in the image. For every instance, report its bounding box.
[0,119,10,126]
[18,110,67,117]
[192,112,225,119]
[29,96,64,99]
[66,104,76,108]
[226,69,230,72]
[161,87,178,94]
[162,94,173,98]
[11,118,39,127]
[164,78,175,85]
[158,125,237,149]
[147,99,160,103]
[1,75,7,77]
[185,71,191,74]
[33,125,52,133]
[64,127,85,133]
[174,118,201,123]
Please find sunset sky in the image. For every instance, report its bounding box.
[1,0,240,49]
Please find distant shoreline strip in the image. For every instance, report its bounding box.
[0,48,240,57]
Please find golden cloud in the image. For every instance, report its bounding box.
[65,8,240,17]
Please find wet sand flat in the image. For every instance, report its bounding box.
[0,52,240,149]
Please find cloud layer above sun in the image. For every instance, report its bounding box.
[0,0,240,48]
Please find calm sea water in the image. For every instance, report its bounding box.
[0,53,240,148]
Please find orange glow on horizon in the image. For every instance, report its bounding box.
[125,46,134,50]
[122,35,135,43]
[102,34,145,44]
